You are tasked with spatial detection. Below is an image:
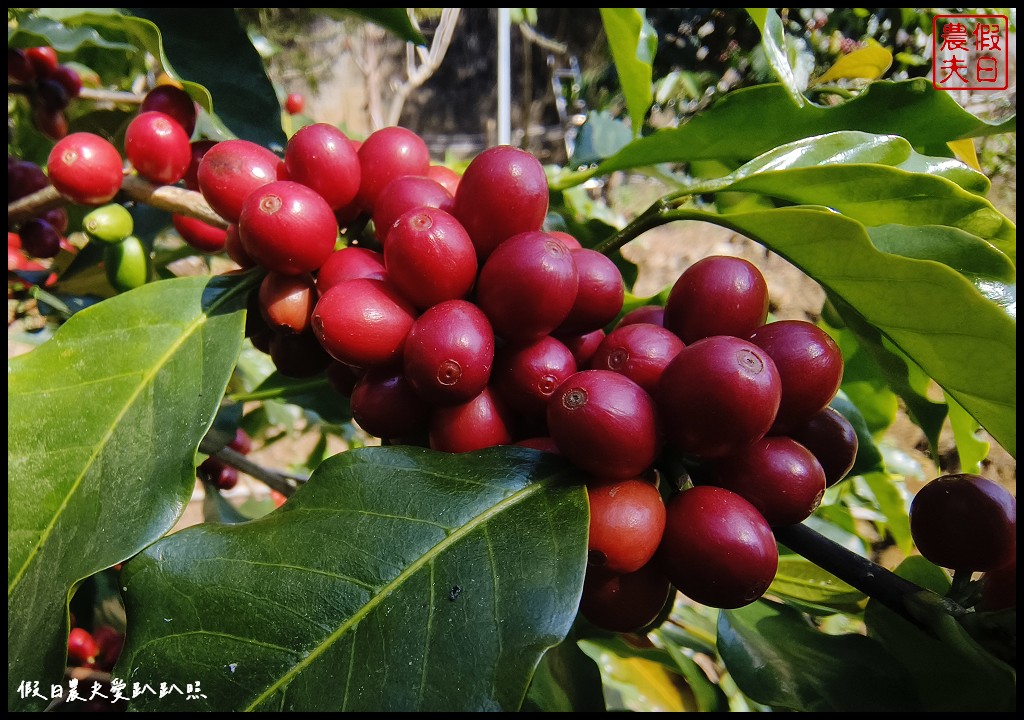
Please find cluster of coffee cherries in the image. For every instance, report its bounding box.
[198,428,254,492]
[8,44,83,139]
[66,621,124,673]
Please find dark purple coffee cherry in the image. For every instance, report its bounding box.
[664,255,769,343]
[787,406,859,487]
[580,561,675,634]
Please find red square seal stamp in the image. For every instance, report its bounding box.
[933,14,1010,91]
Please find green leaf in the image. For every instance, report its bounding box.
[116,446,588,711]
[599,8,655,138]
[7,13,136,52]
[945,394,991,474]
[860,472,913,554]
[578,636,691,711]
[318,8,427,46]
[769,556,866,612]
[127,8,286,149]
[524,633,606,712]
[718,599,921,711]
[814,43,893,84]
[551,79,1015,189]
[746,8,805,106]
[571,110,635,167]
[864,557,1016,712]
[7,273,251,710]
[230,373,352,426]
[659,206,1016,458]
[655,632,730,712]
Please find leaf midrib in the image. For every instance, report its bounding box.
[244,476,555,711]
[8,278,243,596]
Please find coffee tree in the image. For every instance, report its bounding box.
[7,8,1016,713]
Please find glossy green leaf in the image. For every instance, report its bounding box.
[945,395,990,474]
[824,322,900,437]
[654,632,730,712]
[523,632,606,712]
[116,446,588,711]
[769,556,866,611]
[578,636,691,712]
[7,13,136,52]
[318,8,427,46]
[747,8,805,106]
[7,273,251,710]
[658,206,1016,458]
[599,8,655,137]
[864,557,1016,712]
[718,599,920,711]
[860,472,913,554]
[571,109,635,167]
[551,79,1015,189]
[127,8,286,149]
[230,373,352,426]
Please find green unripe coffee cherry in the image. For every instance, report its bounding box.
[83,203,134,245]
[104,235,151,292]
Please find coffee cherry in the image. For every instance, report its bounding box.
[492,335,577,423]
[373,175,454,243]
[238,180,338,275]
[909,473,1016,572]
[140,85,197,137]
[589,322,684,394]
[659,485,778,609]
[83,203,134,245]
[403,299,494,405]
[312,277,417,368]
[32,105,69,140]
[124,110,192,185]
[8,48,35,83]
[172,213,228,253]
[555,248,625,335]
[425,164,461,195]
[559,328,606,367]
[25,46,59,77]
[284,123,361,211]
[705,436,826,526]
[50,64,82,99]
[355,126,431,212]
[383,207,477,309]
[228,428,253,455]
[351,368,431,440]
[91,625,125,672]
[326,361,361,398]
[615,304,665,329]
[749,320,844,433]
[787,406,858,487]
[183,139,218,190]
[42,207,69,235]
[475,231,579,342]
[34,76,70,112]
[316,246,387,293]
[224,223,256,268]
[197,139,281,223]
[285,92,305,115]
[664,255,769,343]
[452,145,549,261]
[514,436,561,453]
[580,562,675,634]
[429,386,515,453]
[658,335,781,459]
[258,271,317,334]
[47,132,124,206]
[547,370,660,479]
[8,158,49,202]
[104,236,151,292]
[67,627,99,666]
[18,218,61,259]
[978,556,1016,611]
[587,477,667,573]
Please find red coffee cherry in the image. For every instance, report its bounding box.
[228,428,253,455]
[403,299,495,405]
[67,627,99,666]
[312,277,417,369]
[580,562,675,634]
[664,255,769,343]
[140,85,198,137]
[658,335,781,459]
[555,248,625,335]
[316,246,387,293]
[172,213,228,253]
[706,436,826,526]
[426,164,461,195]
[32,106,69,140]
[258,271,318,335]
[25,46,59,77]
[350,368,431,440]
[183,139,218,190]
[587,477,667,573]
[383,207,477,310]
[238,180,338,275]
[749,320,844,433]
[492,335,577,423]
[47,132,124,206]
[659,485,779,609]
[475,231,578,343]
[787,406,859,487]
[615,304,665,329]
[355,126,431,212]
[589,322,685,394]
[547,370,660,480]
[514,436,561,454]
[909,473,1016,572]
[452,144,549,261]
[285,92,305,115]
[284,123,361,211]
[268,330,333,379]
[197,139,281,223]
[124,111,192,184]
[373,175,454,243]
[429,386,515,453]
[224,223,255,269]
[558,328,606,368]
